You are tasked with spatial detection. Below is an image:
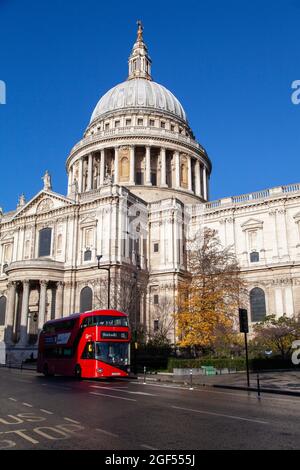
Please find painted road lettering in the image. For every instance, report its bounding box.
[0,411,84,448]
[0,413,46,425]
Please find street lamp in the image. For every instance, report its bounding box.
[96,254,111,310]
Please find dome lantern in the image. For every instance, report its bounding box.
[128,20,152,81]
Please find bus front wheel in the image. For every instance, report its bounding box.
[74,364,82,379]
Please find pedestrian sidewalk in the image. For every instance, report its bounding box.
[139,370,300,396]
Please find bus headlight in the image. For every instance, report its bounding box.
[97,368,103,373]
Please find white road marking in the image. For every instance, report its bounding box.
[40,409,53,415]
[96,428,119,438]
[90,385,156,396]
[171,405,269,425]
[63,417,80,424]
[131,381,187,391]
[22,403,33,408]
[90,391,136,402]
[141,444,158,450]
[8,398,17,402]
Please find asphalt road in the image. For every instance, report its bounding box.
[0,367,299,450]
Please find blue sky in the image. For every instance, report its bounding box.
[0,0,299,211]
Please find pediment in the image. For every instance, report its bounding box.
[79,215,97,226]
[11,190,74,220]
[241,218,264,230]
[0,231,14,242]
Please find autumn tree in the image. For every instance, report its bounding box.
[176,227,247,354]
[252,315,300,359]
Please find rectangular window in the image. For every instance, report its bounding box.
[153,242,159,253]
[126,119,132,126]
[115,120,120,128]
[160,121,165,128]
[105,123,109,130]
[171,125,175,131]
[153,295,159,305]
[137,118,143,125]
[149,119,155,126]
[250,251,259,263]
[154,319,159,331]
[38,228,52,257]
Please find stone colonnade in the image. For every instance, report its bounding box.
[4,280,64,344]
[68,145,209,199]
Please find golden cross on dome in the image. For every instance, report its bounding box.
[137,20,143,41]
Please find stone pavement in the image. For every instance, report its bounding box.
[141,370,300,394]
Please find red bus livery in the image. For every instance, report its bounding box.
[37,309,130,378]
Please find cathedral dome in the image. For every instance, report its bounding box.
[90,78,187,123]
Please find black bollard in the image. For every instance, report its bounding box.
[143,366,146,384]
[257,373,261,399]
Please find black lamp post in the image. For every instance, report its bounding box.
[97,255,111,310]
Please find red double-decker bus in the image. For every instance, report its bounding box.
[37,309,130,378]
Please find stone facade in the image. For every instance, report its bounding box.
[0,24,299,359]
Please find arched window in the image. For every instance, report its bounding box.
[38,228,52,257]
[0,296,6,326]
[80,287,93,313]
[250,288,266,322]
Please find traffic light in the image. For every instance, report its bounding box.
[239,308,249,333]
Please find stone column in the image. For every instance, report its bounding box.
[67,166,73,195]
[187,155,192,191]
[87,153,93,191]
[195,160,201,196]
[78,158,83,193]
[56,282,64,319]
[174,151,180,188]
[129,146,135,184]
[4,281,17,344]
[145,146,152,185]
[160,147,167,187]
[38,280,48,331]
[19,280,30,345]
[114,147,119,184]
[203,165,208,200]
[100,149,105,186]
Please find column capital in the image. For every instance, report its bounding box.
[40,279,49,287]
[23,279,30,286]
[7,281,17,289]
[57,281,64,289]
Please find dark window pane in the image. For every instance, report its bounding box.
[153,294,159,305]
[0,296,6,326]
[38,228,52,257]
[250,251,259,263]
[250,288,266,322]
[153,243,159,253]
[154,320,159,331]
[136,172,144,185]
[84,249,92,261]
[151,172,157,186]
[80,287,93,313]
